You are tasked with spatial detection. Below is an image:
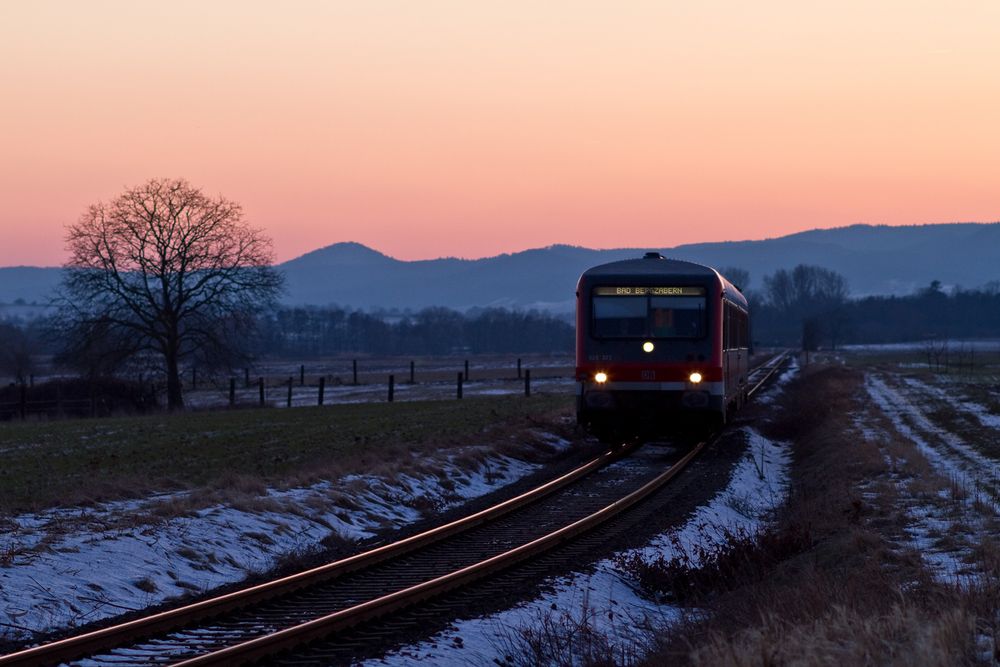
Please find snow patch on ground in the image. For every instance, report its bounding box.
[862,374,999,582]
[903,376,1000,431]
[843,340,1000,353]
[0,436,571,643]
[184,377,575,410]
[865,374,1000,496]
[367,428,791,667]
[754,356,799,405]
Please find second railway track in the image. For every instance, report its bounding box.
[2,352,789,666]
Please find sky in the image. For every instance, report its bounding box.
[2,1,999,266]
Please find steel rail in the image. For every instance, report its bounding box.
[747,350,791,398]
[0,354,789,666]
[176,433,716,665]
[0,444,635,667]
[176,354,792,665]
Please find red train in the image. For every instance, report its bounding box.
[575,253,749,435]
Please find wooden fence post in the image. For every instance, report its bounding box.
[388,374,395,402]
[19,383,27,420]
[517,358,522,379]
[525,369,531,397]
[353,360,358,385]
[464,359,469,381]
[229,378,236,407]
[259,377,265,406]
[300,364,305,386]
[457,372,463,399]
[245,368,250,388]
[318,377,325,406]
[410,361,415,384]
[287,377,293,408]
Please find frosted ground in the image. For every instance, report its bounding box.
[864,372,1000,583]
[0,434,571,643]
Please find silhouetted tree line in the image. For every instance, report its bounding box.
[836,281,1000,343]
[0,377,155,421]
[744,266,1000,348]
[254,306,574,357]
[7,269,1000,393]
[746,265,850,350]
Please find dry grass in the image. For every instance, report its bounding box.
[614,524,812,604]
[491,597,649,667]
[690,604,975,667]
[639,365,999,666]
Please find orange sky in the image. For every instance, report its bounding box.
[2,1,999,266]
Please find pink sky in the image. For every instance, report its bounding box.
[2,1,999,266]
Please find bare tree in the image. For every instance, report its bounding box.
[0,322,35,384]
[720,267,750,292]
[763,264,849,350]
[59,178,284,409]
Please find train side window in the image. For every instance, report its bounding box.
[737,310,743,349]
[723,303,730,350]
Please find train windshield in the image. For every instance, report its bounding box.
[592,292,706,339]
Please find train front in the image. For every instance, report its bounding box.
[575,254,724,434]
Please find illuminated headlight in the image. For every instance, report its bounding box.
[594,372,608,384]
[689,372,703,384]
[642,341,654,353]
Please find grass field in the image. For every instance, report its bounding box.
[0,394,574,515]
[637,363,1000,665]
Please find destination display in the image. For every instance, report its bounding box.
[593,286,705,296]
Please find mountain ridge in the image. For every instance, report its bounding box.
[3,223,999,313]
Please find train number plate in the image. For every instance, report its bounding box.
[641,370,656,380]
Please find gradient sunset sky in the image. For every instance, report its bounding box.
[2,1,999,266]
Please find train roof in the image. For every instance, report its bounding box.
[579,253,748,307]
[580,253,717,279]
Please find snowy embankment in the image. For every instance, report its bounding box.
[863,374,1000,582]
[0,435,570,643]
[368,371,798,666]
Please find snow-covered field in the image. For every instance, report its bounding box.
[366,369,799,666]
[0,435,571,643]
[842,340,1000,353]
[184,376,575,410]
[863,372,1000,582]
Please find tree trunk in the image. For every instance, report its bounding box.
[165,346,184,410]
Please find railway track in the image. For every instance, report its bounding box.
[1,352,790,666]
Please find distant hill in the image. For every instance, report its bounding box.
[4,223,1000,315]
[278,224,1000,312]
[0,267,62,306]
